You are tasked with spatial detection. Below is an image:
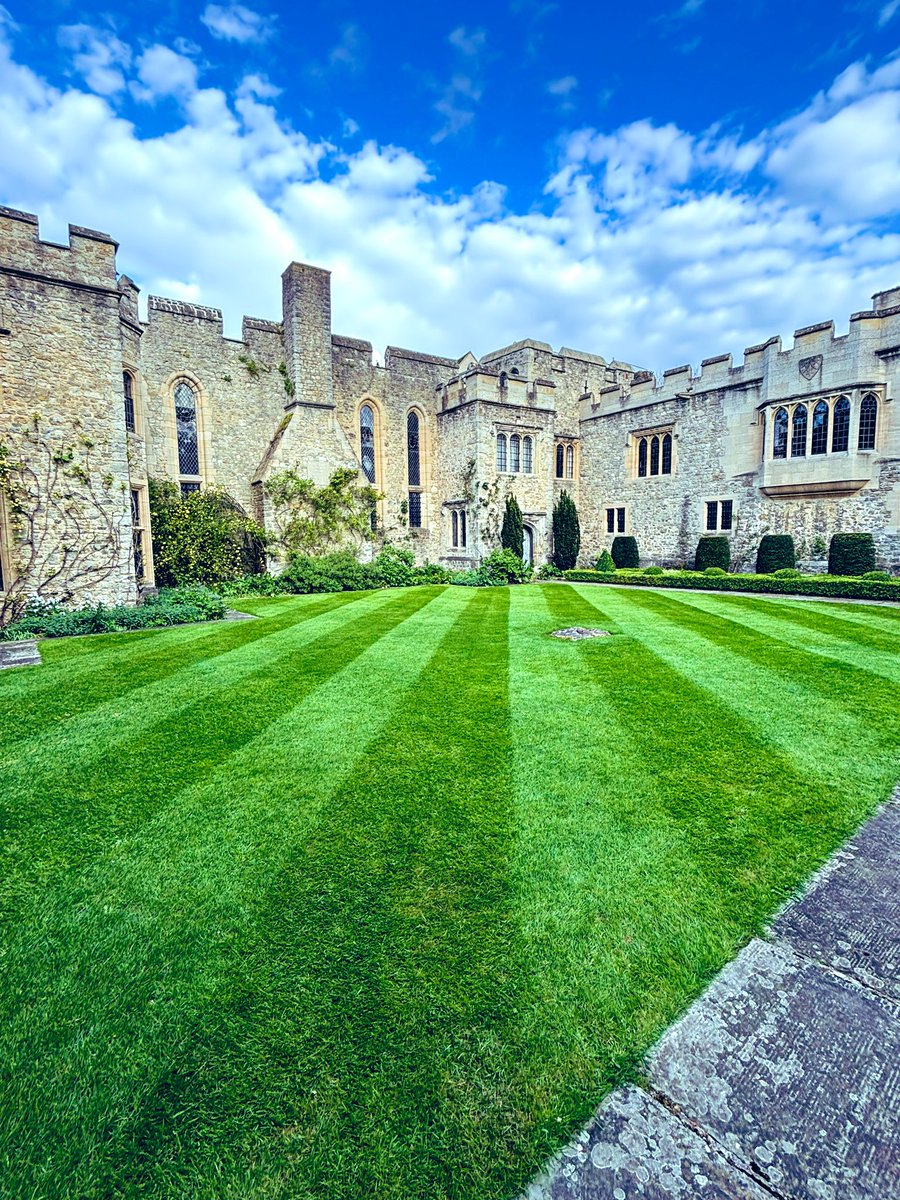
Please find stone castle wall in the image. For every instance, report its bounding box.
[2,201,899,609]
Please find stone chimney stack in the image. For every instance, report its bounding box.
[281,262,334,408]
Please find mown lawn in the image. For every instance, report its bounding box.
[1,583,898,1199]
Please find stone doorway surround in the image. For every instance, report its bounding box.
[524,790,900,1199]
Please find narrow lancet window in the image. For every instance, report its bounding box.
[510,434,521,473]
[638,438,648,477]
[175,381,200,476]
[773,408,788,459]
[407,411,421,485]
[565,445,574,479]
[858,394,877,450]
[811,401,829,455]
[360,404,376,483]
[123,372,136,433]
[650,436,660,475]
[832,397,850,452]
[661,433,672,475]
[497,433,508,472]
[556,444,564,478]
[791,405,807,457]
[522,436,533,474]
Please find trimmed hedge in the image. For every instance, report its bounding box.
[1,586,228,640]
[756,534,796,574]
[611,535,639,569]
[828,532,876,576]
[562,569,900,602]
[694,536,730,571]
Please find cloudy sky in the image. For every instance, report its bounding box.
[2,0,900,370]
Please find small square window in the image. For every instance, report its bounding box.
[721,500,733,531]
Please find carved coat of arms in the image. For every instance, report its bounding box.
[799,355,823,380]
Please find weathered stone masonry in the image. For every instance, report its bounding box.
[1,203,898,606]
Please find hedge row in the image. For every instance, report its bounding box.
[563,569,900,602]
[1,586,228,640]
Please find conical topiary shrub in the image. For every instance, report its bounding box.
[552,491,581,570]
[500,494,524,560]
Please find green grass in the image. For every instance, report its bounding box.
[1,583,897,1199]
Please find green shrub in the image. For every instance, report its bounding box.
[611,536,639,569]
[148,480,267,587]
[756,534,796,574]
[561,569,900,603]
[772,568,802,579]
[1,585,227,640]
[552,492,581,570]
[810,535,828,557]
[594,550,616,573]
[863,570,892,581]
[643,566,664,576]
[536,562,563,580]
[694,536,730,571]
[412,562,453,585]
[500,494,524,560]
[828,533,877,576]
[449,569,487,587]
[373,545,416,588]
[279,551,375,594]
[219,573,288,597]
[703,567,727,576]
[481,549,531,584]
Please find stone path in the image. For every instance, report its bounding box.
[525,793,900,1200]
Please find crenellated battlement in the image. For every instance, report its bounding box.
[0,206,118,291]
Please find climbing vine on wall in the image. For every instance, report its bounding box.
[0,417,123,627]
[265,466,382,558]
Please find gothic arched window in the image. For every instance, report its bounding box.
[638,438,648,477]
[452,510,459,547]
[791,405,807,457]
[497,433,508,472]
[359,404,376,483]
[510,434,521,473]
[650,435,660,475]
[565,444,574,479]
[522,436,533,474]
[858,393,877,450]
[460,510,466,547]
[831,396,850,452]
[407,410,421,486]
[123,372,136,433]
[811,400,829,455]
[661,433,672,475]
[773,408,788,459]
[556,443,564,478]
[174,380,200,479]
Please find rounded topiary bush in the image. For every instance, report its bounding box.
[772,567,802,579]
[611,535,639,569]
[863,569,892,581]
[828,532,876,576]
[756,534,796,574]
[694,536,730,571]
[644,565,664,575]
[594,549,616,573]
[703,566,727,576]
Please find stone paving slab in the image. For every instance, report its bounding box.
[523,1086,771,1199]
[772,798,900,1000]
[647,938,900,1200]
[0,639,42,669]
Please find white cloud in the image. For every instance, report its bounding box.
[58,25,131,96]
[328,23,365,71]
[432,27,488,143]
[547,75,577,96]
[200,4,274,44]
[1,24,900,375]
[879,0,899,25]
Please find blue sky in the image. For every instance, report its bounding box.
[2,0,900,369]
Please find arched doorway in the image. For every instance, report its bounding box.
[523,524,534,565]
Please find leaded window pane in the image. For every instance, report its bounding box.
[791,405,807,457]
[773,408,788,459]
[811,400,829,455]
[452,511,458,547]
[556,444,564,477]
[617,508,625,533]
[606,508,615,533]
[650,436,660,475]
[497,433,508,472]
[407,411,421,485]
[565,445,573,478]
[175,381,200,476]
[638,438,648,476]
[706,500,718,531]
[832,397,850,452]
[123,372,136,433]
[460,511,466,547]
[721,499,733,530]
[408,491,422,528]
[360,404,376,483]
[522,436,533,474]
[510,434,520,473]
[661,433,672,474]
[180,481,201,497]
[858,394,877,450]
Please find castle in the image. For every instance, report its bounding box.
[1,203,898,607]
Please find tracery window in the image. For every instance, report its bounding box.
[123,371,136,434]
[565,444,574,479]
[791,405,807,457]
[407,410,423,527]
[497,433,508,472]
[360,404,376,483]
[522,436,533,474]
[450,509,467,549]
[811,400,829,455]
[773,408,788,459]
[174,380,201,488]
[832,397,850,452]
[858,393,877,450]
[510,434,521,473]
